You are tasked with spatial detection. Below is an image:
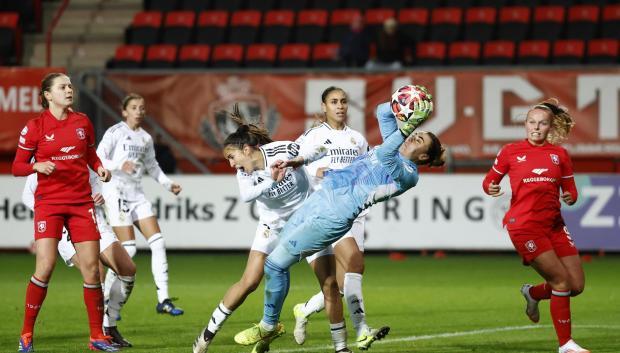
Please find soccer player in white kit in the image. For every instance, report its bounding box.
[22,170,136,347]
[192,105,328,353]
[293,87,389,350]
[96,93,183,315]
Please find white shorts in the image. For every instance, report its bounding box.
[305,215,365,263]
[57,208,118,267]
[104,191,155,227]
[251,223,281,255]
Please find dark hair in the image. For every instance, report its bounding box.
[121,93,145,110]
[419,131,446,167]
[321,86,345,103]
[222,104,273,151]
[39,73,66,109]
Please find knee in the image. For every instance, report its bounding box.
[120,261,137,277]
[548,276,570,292]
[570,283,585,297]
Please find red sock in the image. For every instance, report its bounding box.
[529,282,552,301]
[22,276,48,335]
[550,290,572,346]
[83,284,104,338]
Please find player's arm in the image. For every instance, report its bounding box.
[13,121,50,176]
[276,142,328,169]
[96,129,122,170]
[482,148,508,197]
[143,137,181,194]
[236,171,276,202]
[376,102,399,141]
[559,148,578,205]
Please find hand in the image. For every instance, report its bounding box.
[487,181,504,197]
[170,183,182,195]
[271,158,304,170]
[92,192,105,206]
[97,166,111,182]
[316,167,331,179]
[270,164,286,182]
[561,191,574,205]
[400,98,434,136]
[121,161,136,174]
[33,161,56,175]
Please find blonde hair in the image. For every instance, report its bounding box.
[530,98,575,145]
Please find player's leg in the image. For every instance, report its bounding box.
[105,226,136,303]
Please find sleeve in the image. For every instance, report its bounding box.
[559,148,578,202]
[482,146,509,194]
[85,119,103,172]
[143,136,174,191]
[376,102,399,142]
[96,129,121,171]
[21,174,37,211]
[236,171,276,202]
[296,131,325,178]
[375,128,410,184]
[360,134,370,153]
[12,121,37,176]
[294,141,328,165]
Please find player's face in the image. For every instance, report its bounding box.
[321,90,348,126]
[525,108,551,145]
[224,145,254,173]
[45,75,73,109]
[123,98,146,128]
[400,131,433,163]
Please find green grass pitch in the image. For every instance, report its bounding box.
[0,253,618,352]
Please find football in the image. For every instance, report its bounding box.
[390,84,431,122]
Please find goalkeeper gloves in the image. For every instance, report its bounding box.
[400,97,433,137]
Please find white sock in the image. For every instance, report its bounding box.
[330,321,347,351]
[148,233,169,303]
[103,275,134,327]
[122,240,137,258]
[301,291,325,317]
[103,269,117,302]
[344,272,368,337]
[206,302,233,334]
[259,320,275,332]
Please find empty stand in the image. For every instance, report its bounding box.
[464,7,496,42]
[178,44,211,68]
[416,41,446,65]
[162,11,195,45]
[429,7,463,42]
[211,43,243,67]
[145,44,178,68]
[518,40,550,64]
[448,41,480,65]
[531,6,565,41]
[312,43,342,67]
[587,38,618,64]
[295,9,327,44]
[328,9,362,43]
[398,8,428,42]
[245,43,277,67]
[112,44,145,68]
[497,7,530,41]
[262,10,294,45]
[196,11,228,45]
[365,8,396,38]
[0,12,20,65]
[279,43,310,67]
[552,39,584,64]
[601,4,620,40]
[482,40,515,65]
[566,5,600,40]
[229,10,261,45]
[128,11,162,45]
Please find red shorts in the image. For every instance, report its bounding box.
[509,225,579,265]
[33,202,100,243]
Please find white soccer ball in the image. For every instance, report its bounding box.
[390,84,431,122]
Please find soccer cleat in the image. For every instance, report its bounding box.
[156,298,184,316]
[234,323,285,346]
[293,303,308,345]
[192,327,212,353]
[18,332,33,352]
[103,326,132,348]
[250,324,286,353]
[335,349,353,353]
[356,326,390,350]
[88,335,119,352]
[520,284,540,323]
[559,339,590,353]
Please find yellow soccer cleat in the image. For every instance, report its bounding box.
[356,326,390,350]
[250,324,285,353]
[235,323,285,346]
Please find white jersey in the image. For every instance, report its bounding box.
[96,122,173,199]
[236,140,326,231]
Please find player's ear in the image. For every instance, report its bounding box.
[321,101,327,114]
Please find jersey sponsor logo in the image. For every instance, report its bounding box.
[21,126,28,135]
[531,168,548,175]
[76,128,85,140]
[523,176,556,183]
[525,240,537,252]
[550,154,559,165]
[60,146,76,153]
[517,155,526,163]
[37,221,46,233]
[51,154,81,161]
[44,134,55,141]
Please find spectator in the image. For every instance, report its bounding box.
[339,15,370,68]
[367,18,412,69]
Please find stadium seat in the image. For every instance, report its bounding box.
[398,8,429,42]
[587,38,618,64]
[531,6,565,41]
[212,0,243,12]
[3,1,40,32]
[443,0,473,9]
[464,7,496,42]
[229,10,261,45]
[278,0,310,11]
[312,43,342,67]
[245,0,277,11]
[279,43,311,67]
[429,7,463,42]
[179,0,210,12]
[178,44,211,68]
[566,5,600,41]
[211,43,243,67]
[511,0,540,7]
[365,8,396,38]
[295,9,328,44]
[145,44,178,68]
[482,40,515,65]
[448,41,480,65]
[162,11,195,45]
[410,0,442,9]
[552,39,584,64]
[128,11,162,45]
[328,9,362,43]
[416,41,446,65]
[196,11,228,45]
[601,4,620,40]
[262,10,294,45]
[497,7,530,42]
[145,0,178,12]
[245,43,277,67]
[314,0,343,11]
[378,0,409,10]
[0,12,20,65]
[518,40,550,65]
[476,0,508,7]
[112,44,145,68]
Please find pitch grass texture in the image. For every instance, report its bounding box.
[0,253,618,353]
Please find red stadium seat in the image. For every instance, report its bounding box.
[211,44,243,68]
[365,8,396,37]
[178,44,211,68]
[532,6,565,41]
[416,41,446,66]
[448,41,480,66]
[0,12,21,65]
[398,8,429,42]
[429,7,463,42]
[518,40,550,65]
[552,39,584,64]
[312,43,341,67]
[295,9,328,44]
[328,9,362,42]
[262,10,295,45]
[482,40,515,65]
[145,44,178,68]
[587,39,618,64]
[162,11,195,45]
[497,7,530,41]
[113,44,145,68]
[129,11,162,45]
[279,43,311,68]
[229,10,261,45]
[245,43,277,68]
[566,5,600,40]
[464,7,496,42]
[196,11,228,45]
[602,4,620,40]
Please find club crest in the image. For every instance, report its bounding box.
[550,154,559,165]
[525,240,537,253]
[37,221,47,233]
[76,128,86,140]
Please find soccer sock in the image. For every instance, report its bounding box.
[83,283,105,338]
[103,270,117,302]
[103,275,134,327]
[301,291,325,317]
[550,290,572,346]
[330,321,348,351]
[262,258,290,326]
[122,240,137,258]
[206,302,233,336]
[344,272,368,337]
[148,233,169,303]
[530,282,552,301]
[22,276,48,335]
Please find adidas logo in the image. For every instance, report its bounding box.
[532,168,548,175]
[289,240,297,247]
[60,146,76,153]
[257,177,264,183]
[353,308,365,314]
[324,139,332,144]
